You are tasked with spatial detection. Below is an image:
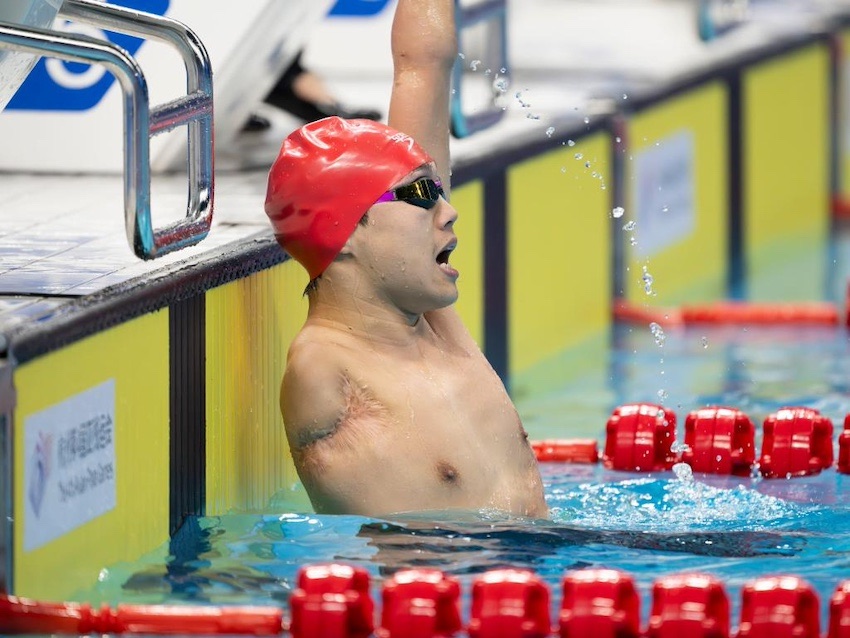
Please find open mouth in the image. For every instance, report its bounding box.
[436,248,452,266]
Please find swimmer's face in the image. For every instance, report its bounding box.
[348,163,459,318]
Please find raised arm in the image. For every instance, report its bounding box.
[387,0,457,196]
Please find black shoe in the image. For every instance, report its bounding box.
[241,113,271,132]
[265,89,381,123]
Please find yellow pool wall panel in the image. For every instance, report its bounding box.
[507,132,612,377]
[743,43,830,300]
[838,30,850,206]
[205,260,311,515]
[13,311,169,601]
[450,180,485,347]
[625,81,729,305]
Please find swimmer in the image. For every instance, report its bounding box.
[264,0,547,518]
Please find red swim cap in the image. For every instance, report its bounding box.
[264,116,432,280]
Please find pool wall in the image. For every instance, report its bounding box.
[1,13,847,600]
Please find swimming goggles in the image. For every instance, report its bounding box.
[375,177,445,210]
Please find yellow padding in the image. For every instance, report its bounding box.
[205,261,311,515]
[743,43,830,300]
[507,132,612,376]
[838,31,850,205]
[625,81,729,305]
[450,180,485,347]
[13,311,169,601]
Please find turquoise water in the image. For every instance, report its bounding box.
[80,226,850,629]
[84,320,850,630]
[88,464,850,628]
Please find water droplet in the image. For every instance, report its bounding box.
[470,59,481,71]
[545,126,555,138]
[568,139,576,147]
[583,116,590,124]
[98,568,110,582]
[672,462,693,481]
[561,167,567,173]
[458,52,466,60]
[493,77,509,93]
[650,322,666,346]
[584,161,591,168]
[630,236,638,246]
[701,336,709,349]
[623,220,636,231]
[662,205,669,213]
[657,388,669,401]
[671,440,689,453]
[575,153,583,160]
[526,113,540,120]
[615,136,621,143]
[622,93,628,100]
[484,68,492,76]
[612,206,625,218]
[642,266,654,295]
[500,67,507,74]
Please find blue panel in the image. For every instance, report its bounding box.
[7,0,170,111]
[329,0,392,17]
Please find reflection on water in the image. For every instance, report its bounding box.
[93,466,850,620]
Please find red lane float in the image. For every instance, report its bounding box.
[468,569,550,638]
[602,403,677,472]
[535,404,846,478]
[0,596,283,635]
[646,573,730,638]
[289,563,373,638]
[681,407,755,476]
[759,407,834,478]
[839,414,850,475]
[531,439,599,464]
[737,577,820,638]
[5,572,850,637]
[559,569,641,638]
[613,281,850,327]
[830,581,850,638]
[379,569,461,638]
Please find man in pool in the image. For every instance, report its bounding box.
[263,0,547,518]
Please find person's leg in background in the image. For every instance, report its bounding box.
[243,50,382,131]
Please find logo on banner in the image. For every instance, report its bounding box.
[330,0,392,17]
[632,130,696,258]
[24,379,117,551]
[7,0,170,111]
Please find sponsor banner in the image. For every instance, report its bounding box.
[633,130,696,259]
[24,379,116,552]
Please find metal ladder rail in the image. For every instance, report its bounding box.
[0,0,214,259]
[451,0,509,138]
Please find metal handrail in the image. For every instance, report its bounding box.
[0,0,214,259]
[451,0,509,138]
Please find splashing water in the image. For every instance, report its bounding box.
[493,76,509,93]
[470,59,481,71]
[612,206,625,218]
[642,266,654,295]
[649,322,666,346]
[545,127,555,138]
[623,221,636,231]
[548,475,808,532]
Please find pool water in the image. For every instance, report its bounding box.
[83,320,850,630]
[76,221,850,630]
[86,463,850,628]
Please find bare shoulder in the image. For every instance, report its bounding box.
[280,326,354,449]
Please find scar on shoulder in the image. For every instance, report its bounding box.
[296,374,389,451]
